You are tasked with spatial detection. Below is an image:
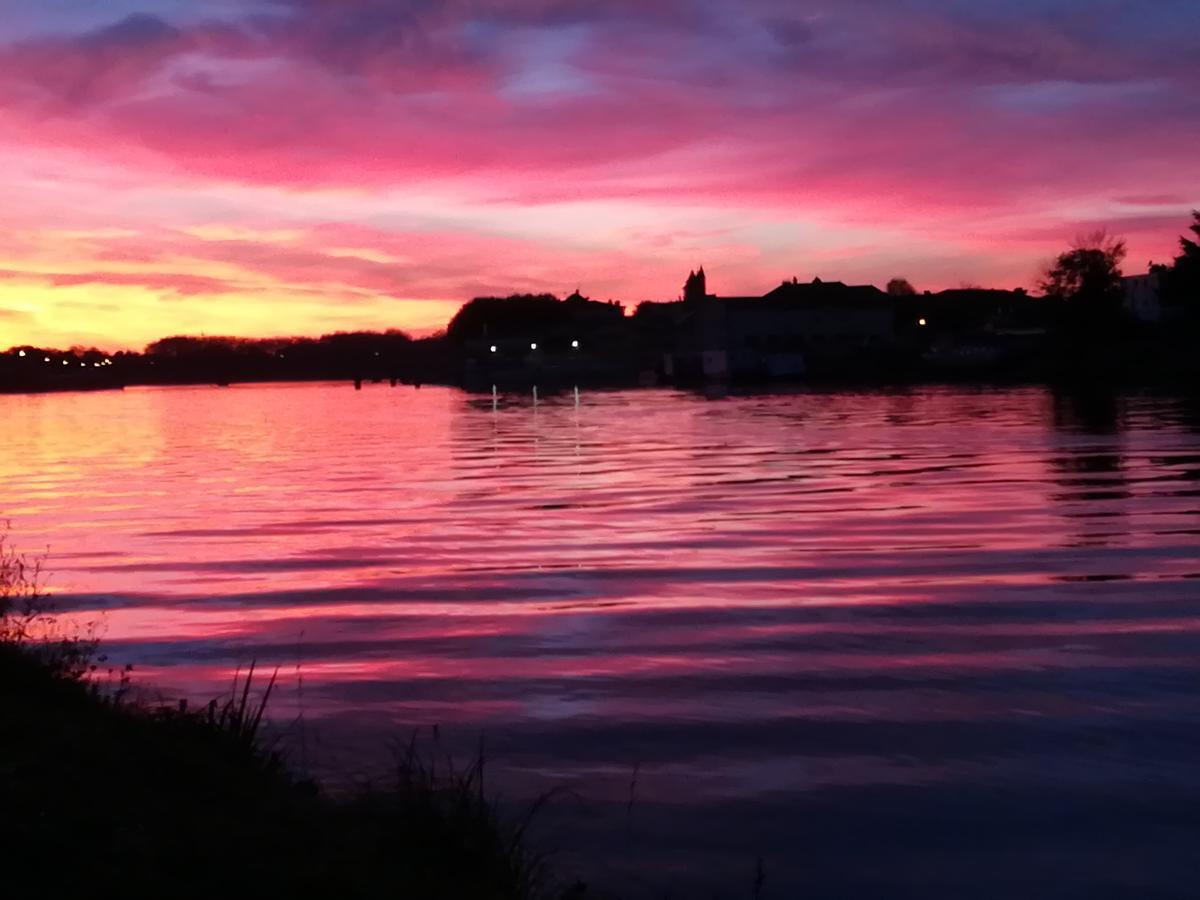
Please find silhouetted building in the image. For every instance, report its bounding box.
[665,276,896,381]
[892,288,1048,373]
[893,288,1045,334]
[1122,272,1164,323]
[683,268,711,303]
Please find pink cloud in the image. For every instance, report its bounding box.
[1,2,1198,347]
[0,268,233,295]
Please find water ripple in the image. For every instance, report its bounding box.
[4,383,1200,896]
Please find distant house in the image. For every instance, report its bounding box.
[888,288,1047,374]
[893,288,1045,335]
[1122,272,1164,323]
[667,276,895,381]
[562,289,627,334]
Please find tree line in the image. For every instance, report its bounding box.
[3,211,1199,391]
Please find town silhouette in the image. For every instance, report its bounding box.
[3,213,1199,396]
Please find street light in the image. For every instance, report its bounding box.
[17,350,25,357]
[490,345,497,353]
[571,340,580,349]
[918,318,928,327]
[530,342,538,351]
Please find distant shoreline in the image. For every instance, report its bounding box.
[4,326,1195,400]
[5,270,1199,398]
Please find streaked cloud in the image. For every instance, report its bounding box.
[1,0,1197,347]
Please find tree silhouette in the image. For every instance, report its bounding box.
[1040,231,1126,334]
[1163,211,1200,314]
[445,294,565,343]
[886,278,916,296]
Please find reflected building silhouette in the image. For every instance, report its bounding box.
[1047,387,1132,549]
[1167,392,1200,435]
[1051,386,1122,435]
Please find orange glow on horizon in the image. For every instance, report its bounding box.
[1,5,1197,350]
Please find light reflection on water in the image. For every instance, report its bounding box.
[3,382,1200,896]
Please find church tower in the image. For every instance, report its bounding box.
[683,267,708,302]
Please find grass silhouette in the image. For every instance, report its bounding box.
[1,534,596,900]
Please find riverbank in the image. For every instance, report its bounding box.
[4,330,1200,397]
[0,639,589,900]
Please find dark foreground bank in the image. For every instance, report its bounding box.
[0,642,593,900]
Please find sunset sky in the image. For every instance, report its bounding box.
[2,0,1198,350]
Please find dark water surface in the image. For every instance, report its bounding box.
[4,383,1200,897]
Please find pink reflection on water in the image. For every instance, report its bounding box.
[3,383,1200,840]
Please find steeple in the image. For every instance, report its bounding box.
[684,266,708,302]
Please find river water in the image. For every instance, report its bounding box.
[3,382,1200,897]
